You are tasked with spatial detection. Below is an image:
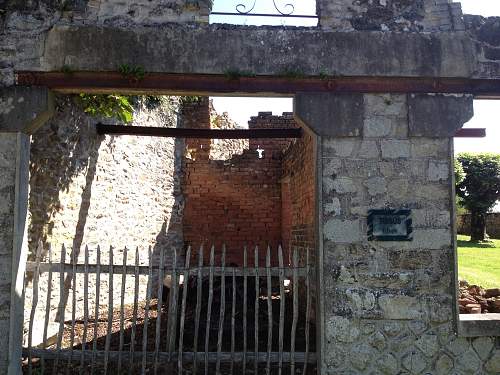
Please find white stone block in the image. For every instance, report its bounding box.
[324,219,361,243]
[381,140,410,159]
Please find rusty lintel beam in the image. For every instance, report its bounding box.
[97,124,483,139]
[96,124,303,139]
[16,72,500,96]
[454,128,486,138]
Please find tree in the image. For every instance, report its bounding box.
[456,153,500,241]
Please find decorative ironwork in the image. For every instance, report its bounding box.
[211,0,317,18]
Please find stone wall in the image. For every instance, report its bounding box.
[25,95,184,346]
[1,0,491,87]
[320,93,500,374]
[0,134,21,370]
[457,213,500,239]
[318,0,464,31]
[464,15,500,79]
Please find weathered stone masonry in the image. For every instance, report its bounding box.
[2,0,500,373]
[295,92,500,373]
[24,96,184,346]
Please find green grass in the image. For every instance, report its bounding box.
[457,234,500,289]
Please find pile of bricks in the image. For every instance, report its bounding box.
[458,280,500,314]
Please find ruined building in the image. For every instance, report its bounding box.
[1,0,500,373]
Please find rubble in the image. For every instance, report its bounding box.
[458,280,500,314]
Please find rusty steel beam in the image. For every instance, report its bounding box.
[16,72,500,96]
[454,128,486,138]
[96,124,303,139]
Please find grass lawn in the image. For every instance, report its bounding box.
[457,234,500,289]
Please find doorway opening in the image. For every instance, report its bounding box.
[22,94,319,374]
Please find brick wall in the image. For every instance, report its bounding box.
[182,101,309,265]
[281,132,316,266]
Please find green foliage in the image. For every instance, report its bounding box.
[76,94,134,123]
[456,153,500,213]
[179,96,204,104]
[318,70,329,80]
[454,158,465,185]
[61,65,74,75]
[280,68,306,79]
[223,69,256,80]
[118,64,145,81]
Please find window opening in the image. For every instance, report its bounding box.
[210,0,318,26]
[455,100,500,334]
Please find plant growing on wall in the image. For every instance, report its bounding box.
[76,94,134,123]
[456,153,500,241]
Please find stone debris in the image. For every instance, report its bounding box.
[458,280,500,314]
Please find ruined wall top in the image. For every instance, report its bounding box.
[0,0,463,30]
[0,1,499,87]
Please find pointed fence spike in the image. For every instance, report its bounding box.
[277,245,285,375]
[266,245,272,375]
[117,246,128,373]
[204,245,215,375]
[54,244,67,373]
[79,245,90,374]
[104,246,114,374]
[128,247,140,375]
[216,245,226,374]
[141,247,153,374]
[91,245,101,375]
[254,246,259,374]
[28,241,43,375]
[42,244,53,374]
[193,244,204,375]
[178,246,191,373]
[154,247,165,375]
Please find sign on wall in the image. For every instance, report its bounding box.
[367,209,413,241]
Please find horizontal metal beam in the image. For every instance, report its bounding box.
[16,72,500,96]
[24,349,317,364]
[210,12,318,18]
[96,124,303,139]
[454,128,486,138]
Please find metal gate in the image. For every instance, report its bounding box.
[23,243,316,374]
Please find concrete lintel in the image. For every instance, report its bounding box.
[294,93,364,137]
[459,314,500,337]
[0,87,54,134]
[41,25,475,78]
[408,93,474,137]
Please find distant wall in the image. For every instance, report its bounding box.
[26,95,183,345]
[281,131,316,265]
[182,102,297,264]
[457,213,500,239]
[318,0,464,32]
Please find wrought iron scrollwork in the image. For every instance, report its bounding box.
[211,0,316,18]
[272,0,294,16]
[235,0,257,14]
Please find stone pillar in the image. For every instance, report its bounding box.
[294,92,485,374]
[0,87,53,374]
